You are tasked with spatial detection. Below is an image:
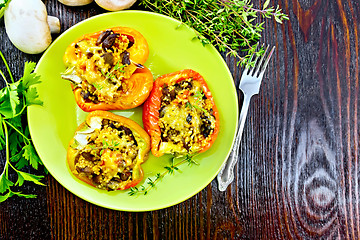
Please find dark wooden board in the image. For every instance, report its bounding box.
[0,0,359,239]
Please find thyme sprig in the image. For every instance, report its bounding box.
[185,90,209,114]
[141,0,288,66]
[128,155,198,196]
[100,60,126,81]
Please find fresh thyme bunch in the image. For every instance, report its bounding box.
[141,0,288,66]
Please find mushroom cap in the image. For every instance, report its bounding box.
[4,0,52,54]
[95,0,137,11]
[58,0,94,6]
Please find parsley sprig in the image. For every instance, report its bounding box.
[0,51,45,203]
[128,155,198,196]
[141,0,288,66]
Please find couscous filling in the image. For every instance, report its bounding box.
[63,30,138,104]
[158,78,216,155]
[72,119,142,191]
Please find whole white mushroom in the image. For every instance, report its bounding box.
[4,0,61,54]
[95,0,137,11]
[58,0,93,6]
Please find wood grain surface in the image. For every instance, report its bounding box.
[0,0,359,239]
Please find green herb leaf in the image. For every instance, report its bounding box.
[17,171,45,186]
[0,88,16,118]
[0,91,12,118]
[0,0,10,19]
[0,191,13,203]
[22,144,41,170]
[0,51,45,202]
[16,171,25,186]
[12,191,37,199]
[141,0,288,66]
[185,101,192,109]
[0,173,14,194]
[20,62,41,90]
[25,87,43,106]
[0,0,10,9]
[0,115,4,146]
[128,154,197,196]
[263,0,270,10]
[9,81,20,114]
[11,151,28,169]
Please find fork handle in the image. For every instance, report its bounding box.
[217,93,252,191]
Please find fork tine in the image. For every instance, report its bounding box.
[248,43,263,65]
[249,54,260,76]
[242,51,256,76]
[247,50,256,64]
[258,46,275,78]
[242,66,249,76]
[253,45,270,76]
[248,43,264,76]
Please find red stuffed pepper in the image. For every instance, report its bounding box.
[62,27,153,112]
[67,111,150,191]
[142,69,219,157]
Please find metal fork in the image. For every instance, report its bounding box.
[217,45,275,191]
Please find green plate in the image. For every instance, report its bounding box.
[28,11,238,211]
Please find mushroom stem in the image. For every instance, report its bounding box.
[48,16,61,34]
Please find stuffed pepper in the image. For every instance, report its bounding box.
[67,111,150,191]
[61,27,153,112]
[142,69,219,157]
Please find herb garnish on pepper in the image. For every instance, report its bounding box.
[143,69,219,157]
[62,27,153,112]
[67,111,150,191]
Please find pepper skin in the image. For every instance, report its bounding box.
[63,27,153,112]
[72,67,153,112]
[67,111,150,190]
[142,69,219,157]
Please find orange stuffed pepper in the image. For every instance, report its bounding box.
[142,69,219,157]
[62,27,153,112]
[67,111,150,191]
